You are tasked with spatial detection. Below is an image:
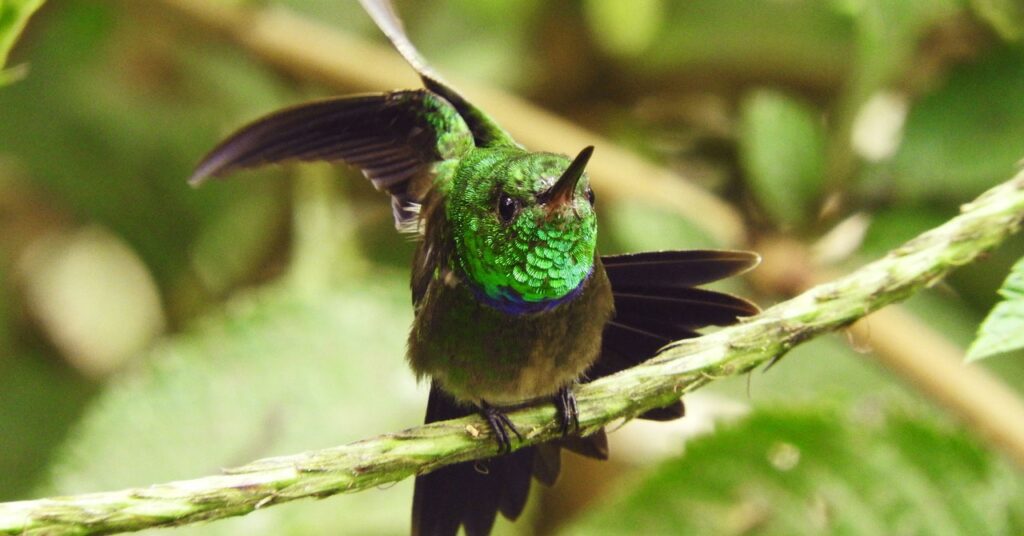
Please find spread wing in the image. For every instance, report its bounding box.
[190,90,473,229]
[590,250,761,420]
[358,0,519,149]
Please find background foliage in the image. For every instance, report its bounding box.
[1,0,1023,534]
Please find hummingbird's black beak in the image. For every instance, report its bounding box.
[545,146,594,212]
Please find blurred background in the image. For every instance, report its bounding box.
[2,0,1024,534]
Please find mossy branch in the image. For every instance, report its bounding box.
[3,168,1024,535]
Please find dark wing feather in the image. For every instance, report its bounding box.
[587,322,680,379]
[411,189,452,307]
[602,250,760,289]
[190,90,472,228]
[590,251,760,421]
[358,0,518,148]
[613,288,759,328]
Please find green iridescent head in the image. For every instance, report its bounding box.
[446,146,598,307]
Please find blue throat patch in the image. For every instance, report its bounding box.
[466,267,592,315]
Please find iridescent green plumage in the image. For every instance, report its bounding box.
[443,148,597,303]
[189,2,760,535]
[407,144,610,403]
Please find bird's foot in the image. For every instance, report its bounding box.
[480,401,523,454]
[554,386,580,436]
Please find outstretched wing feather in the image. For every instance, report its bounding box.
[603,250,760,289]
[590,251,760,421]
[190,90,471,228]
[358,0,518,148]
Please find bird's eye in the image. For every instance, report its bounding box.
[585,187,595,205]
[497,192,520,223]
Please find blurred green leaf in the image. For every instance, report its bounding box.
[0,351,93,501]
[708,334,921,408]
[842,0,962,98]
[860,204,951,258]
[972,0,1024,41]
[739,90,826,228]
[649,0,853,83]
[190,187,287,296]
[835,0,963,173]
[564,409,1024,535]
[382,0,541,91]
[889,46,1024,201]
[583,0,664,58]
[968,256,1024,361]
[603,198,717,253]
[0,0,44,85]
[0,1,294,294]
[41,275,420,534]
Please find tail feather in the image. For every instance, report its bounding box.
[558,428,609,460]
[498,452,534,519]
[412,385,537,536]
[532,444,562,486]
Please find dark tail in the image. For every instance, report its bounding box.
[412,384,535,536]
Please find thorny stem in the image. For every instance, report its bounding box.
[2,169,1024,535]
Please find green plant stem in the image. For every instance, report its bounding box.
[2,167,1024,534]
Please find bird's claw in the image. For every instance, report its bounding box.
[554,386,580,436]
[481,402,522,454]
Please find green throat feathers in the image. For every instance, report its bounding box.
[442,148,598,310]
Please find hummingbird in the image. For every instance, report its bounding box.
[190,1,759,534]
